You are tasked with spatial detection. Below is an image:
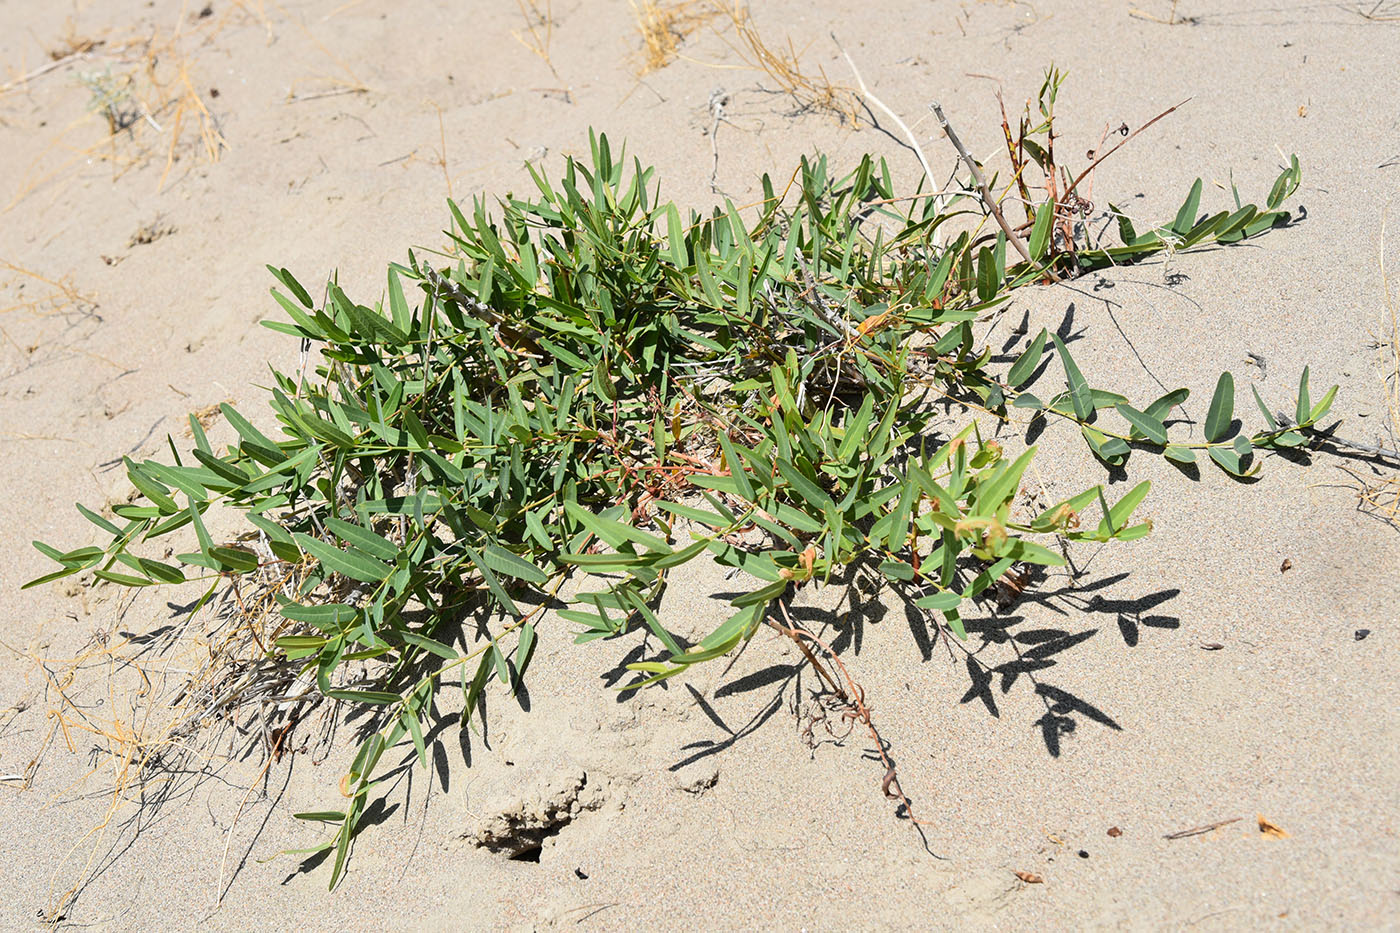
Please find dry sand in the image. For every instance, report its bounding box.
[1,1,1397,929]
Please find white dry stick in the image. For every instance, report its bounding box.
[0,51,90,95]
[828,37,940,203]
[929,100,1035,267]
[707,87,730,195]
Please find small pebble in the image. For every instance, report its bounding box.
[1354,629,1371,641]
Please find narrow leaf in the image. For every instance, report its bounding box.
[1051,334,1093,421]
[1007,328,1047,388]
[1204,371,1235,443]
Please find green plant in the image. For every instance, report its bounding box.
[28,74,1332,887]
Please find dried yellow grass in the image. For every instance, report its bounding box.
[512,0,562,82]
[2,16,228,209]
[1360,211,1400,526]
[713,2,860,124]
[25,557,339,920]
[631,0,720,74]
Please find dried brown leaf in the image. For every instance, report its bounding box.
[1257,814,1291,839]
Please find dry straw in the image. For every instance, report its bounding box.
[1,13,228,207]
[631,0,720,74]
[713,3,860,123]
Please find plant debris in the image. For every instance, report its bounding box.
[128,218,176,247]
[1164,816,1242,840]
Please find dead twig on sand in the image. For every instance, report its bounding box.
[1062,99,1191,201]
[706,87,730,194]
[0,50,95,95]
[831,36,941,205]
[1163,816,1242,840]
[1277,412,1400,464]
[714,3,859,123]
[632,0,719,74]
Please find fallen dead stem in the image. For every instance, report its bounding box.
[1163,816,1242,840]
[771,603,928,828]
[712,2,860,124]
[931,100,1034,267]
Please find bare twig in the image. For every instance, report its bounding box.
[1063,99,1190,200]
[285,86,368,104]
[770,604,928,826]
[1277,413,1400,463]
[0,50,92,95]
[929,101,1035,267]
[1164,816,1242,840]
[707,87,729,194]
[793,248,859,340]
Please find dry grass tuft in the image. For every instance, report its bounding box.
[631,0,720,74]
[0,259,99,319]
[1354,1,1400,21]
[27,556,344,920]
[2,16,229,208]
[184,399,229,436]
[1382,219,1400,446]
[512,0,562,82]
[714,2,860,124]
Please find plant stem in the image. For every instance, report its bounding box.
[930,101,1036,268]
[1276,413,1400,463]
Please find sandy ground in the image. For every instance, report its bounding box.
[1,0,1397,929]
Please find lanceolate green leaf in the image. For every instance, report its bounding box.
[1172,178,1204,236]
[563,501,670,554]
[1051,334,1094,421]
[1115,403,1168,445]
[1251,385,1278,430]
[479,543,549,584]
[1143,387,1189,422]
[1007,328,1047,388]
[324,518,399,561]
[1205,371,1235,443]
[295,534,393,583]
[1027,203,1054,260]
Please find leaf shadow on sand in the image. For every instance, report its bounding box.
[677,563,1182,786]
